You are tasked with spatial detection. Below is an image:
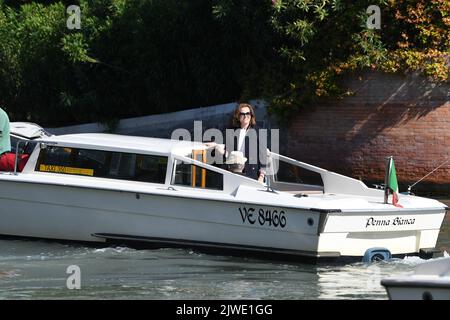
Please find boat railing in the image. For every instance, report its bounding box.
[267,152,383,197]
[171,154,262,192]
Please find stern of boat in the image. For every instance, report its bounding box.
[315,205,447,258]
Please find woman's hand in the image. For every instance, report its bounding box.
[204,142,217,148]
[258,174,265,184]
[258,169,266,184]
[215,144,225,155]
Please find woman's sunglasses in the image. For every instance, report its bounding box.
[239,112,252,117]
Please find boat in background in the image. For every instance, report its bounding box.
[381,257,450,300]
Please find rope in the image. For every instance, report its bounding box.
[408,158,450,192]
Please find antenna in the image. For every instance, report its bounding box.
[408,158,450,194]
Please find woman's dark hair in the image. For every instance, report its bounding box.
[231,103,256,128]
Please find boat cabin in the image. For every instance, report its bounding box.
[6,122,335,196]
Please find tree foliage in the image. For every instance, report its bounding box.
[0,0,448,126]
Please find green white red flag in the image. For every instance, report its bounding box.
[388,158,403,208]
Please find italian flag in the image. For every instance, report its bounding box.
[388,159,403,208]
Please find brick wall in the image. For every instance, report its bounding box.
[287,71,450,193]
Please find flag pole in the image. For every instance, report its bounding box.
[384,156,392,204]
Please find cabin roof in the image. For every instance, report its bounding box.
[42,133,206,155]
[10,122,50,139]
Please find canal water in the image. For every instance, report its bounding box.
[0,200,448,300]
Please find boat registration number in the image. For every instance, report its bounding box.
[239,206,286,228]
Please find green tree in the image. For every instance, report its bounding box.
[0,0,447,126]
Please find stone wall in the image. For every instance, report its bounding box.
[287,71,449,194]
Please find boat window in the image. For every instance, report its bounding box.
[172,159,223,190]
[108,152,136,179]
[38,146,73,167]
[36,146,167,184]
[10,136,37,155]
[135,154,167,183]
[72,149,109,176]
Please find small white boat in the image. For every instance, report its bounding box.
[381,257,450,300]
[0,122,448,262]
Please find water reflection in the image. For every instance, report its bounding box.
[316,254,449,299]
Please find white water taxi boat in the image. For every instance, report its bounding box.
[0,122,448,262]
[381,257,450,299]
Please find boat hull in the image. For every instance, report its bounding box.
[0,179,446,261]
[382,281,450,300]
[0,179,323,256]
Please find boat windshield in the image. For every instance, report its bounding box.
[171,159,223,190]
[267,153,324,194]
[10,135,38,155]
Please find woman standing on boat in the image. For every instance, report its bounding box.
[206,103,266,183]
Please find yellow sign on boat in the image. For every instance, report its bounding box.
[39,165,94,176]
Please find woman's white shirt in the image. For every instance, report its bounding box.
[237,128,246,154]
